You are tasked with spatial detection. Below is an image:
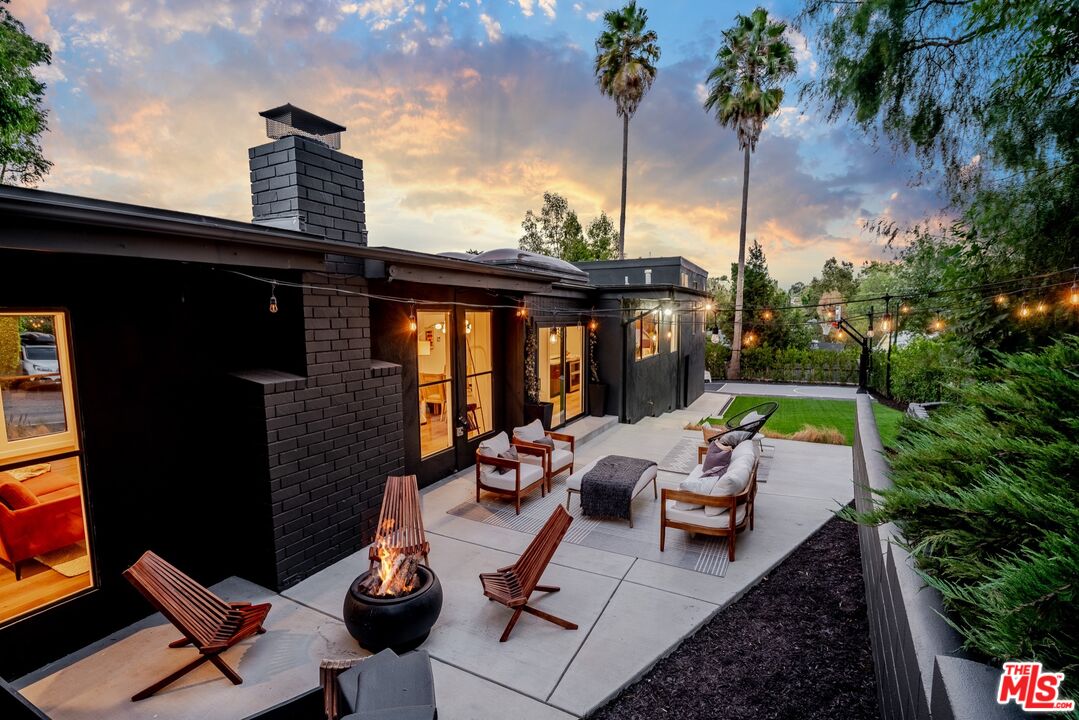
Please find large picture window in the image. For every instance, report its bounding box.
[0,311,93,625]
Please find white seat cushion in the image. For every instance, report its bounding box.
[665,500,747,529]
[480,461,544,491]
[512,419,546,442]
[567,458,657,493]
[548,448,573,470]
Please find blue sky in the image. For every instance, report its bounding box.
[15,0,947,286]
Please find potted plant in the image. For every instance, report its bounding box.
[522,322,553,428]
[587,323,606,417]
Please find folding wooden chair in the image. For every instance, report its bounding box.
[369,475,430,568]
[479,505,577,642]
[123,551,271,701]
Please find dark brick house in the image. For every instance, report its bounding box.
[0,106,706,680]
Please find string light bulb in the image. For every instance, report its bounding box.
[900,303,911,314]
[1036,301,1048,314]
[667,330,672,339]
[995,294,1008,306]
[268,281,279,314]
[705,302,714,312]
[762,309,773,322]
[932,318,945,332]
[880,312,892,332]
[1069,283,1079,306]
[589,318,598,331]
[408,315,417,333]
[549,328,558,344]
[1019,303,1031,318]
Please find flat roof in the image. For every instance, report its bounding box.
[0,187,562,285]
[575,256,708,277]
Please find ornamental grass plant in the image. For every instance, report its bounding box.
[850,337,1079,690]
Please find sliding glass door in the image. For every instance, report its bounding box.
[539,324,585,428]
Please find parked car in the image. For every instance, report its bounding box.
[18,343,60,388]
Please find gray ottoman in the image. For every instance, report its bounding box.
[565,457,658,527]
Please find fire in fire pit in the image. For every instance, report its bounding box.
[343,520,443,652]
[360,520,420,597]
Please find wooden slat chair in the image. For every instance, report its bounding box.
[479,505,578,642]
[368,475,430,568]
[123,551,272,701]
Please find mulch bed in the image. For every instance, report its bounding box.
[592,509,880,720]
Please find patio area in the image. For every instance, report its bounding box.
[14,391,853,719]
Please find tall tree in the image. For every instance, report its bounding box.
[704,7,796,379]
[0,0,52,186]
[519,192,618,262]
[594,1,660,260]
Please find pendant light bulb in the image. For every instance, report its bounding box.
[269,281,279,314]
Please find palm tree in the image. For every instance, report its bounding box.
[704,7,795,379]
[594,1,660,260]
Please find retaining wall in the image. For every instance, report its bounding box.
[852,395,1026,720]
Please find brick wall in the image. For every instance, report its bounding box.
[236,262,404,590]
[249,135,367,244]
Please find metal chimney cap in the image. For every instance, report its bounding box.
[259,103,346,149]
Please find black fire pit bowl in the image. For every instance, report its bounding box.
[343,565,443,653]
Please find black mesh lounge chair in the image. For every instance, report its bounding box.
[703,401,779,454]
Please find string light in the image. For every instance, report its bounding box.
[762,309,773,321]
[900,302,911,314]
[1035,301,1048,314]
[705,302,714,312]
[589,318,598,331]
[1019,303,1031,318]
[880,312,892,332]
[1069,283,1079,306]
[549,328,559,344]
[268,281,279,314]
[995,294,1008,306]
[932,318,945,332]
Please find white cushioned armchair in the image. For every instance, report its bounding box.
[512,419,574,490]
[475,431,548,514]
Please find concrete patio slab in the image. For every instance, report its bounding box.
[17,577,362,720]
[16,393,858,720]
[432,659,575,720]
[546,580,716,716]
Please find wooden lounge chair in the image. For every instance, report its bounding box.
[479,505,577,642]
[476,431,548,515]
[660,452,759,562]
[368,475,430,568]
[512,419,575,490]
[123,551,272,701]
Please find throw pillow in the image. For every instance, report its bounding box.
[496,447,519,475]
[534,436,555,449]
[703,455,755,516]
[701,443,732,477]
[513,419,546,442]
[673,477,705,510]
[0,482,39,510]
[718,430,753,447]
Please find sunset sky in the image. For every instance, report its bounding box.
[15,0,947,286]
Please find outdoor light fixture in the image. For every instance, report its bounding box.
[1036,302,1048,314]
[705,302,714,312]
[995,294,1009,306]
[550,328,558,343]
[881,313,892,332]
[268,281,279,314]
[408,316,417,332]
[1070,283,1079,305]
[589,319,598,331]
[900,303,911,314]
[933,318,945,332]
[762,310,773,321]
[1020,303,1031,318]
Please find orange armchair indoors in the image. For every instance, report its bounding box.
[0,471,85,581]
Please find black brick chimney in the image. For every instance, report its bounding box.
[249,104,367,244]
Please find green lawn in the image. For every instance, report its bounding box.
[705,394,905,448]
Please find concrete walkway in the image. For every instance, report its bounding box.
[708,381,859,400]
[17,393,853,719]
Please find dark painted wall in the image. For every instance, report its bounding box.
[0,251,306,677]
[577,259,707,291]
